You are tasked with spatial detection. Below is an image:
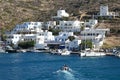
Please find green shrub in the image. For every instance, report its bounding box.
[80,40,93,50]
[18,41,35,49]
[68,36,75,41]
[48,28,61,35]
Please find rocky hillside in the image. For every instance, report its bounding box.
[0,0,120,29]
[0,0,120,47]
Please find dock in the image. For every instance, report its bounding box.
[105,53,115,56]
[71,51,80,54]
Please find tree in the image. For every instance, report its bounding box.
[48,28,61,35]
[0,28,7,41]
[68,36,75,41]
[18,41,35,49]
[81,26,85,31]
[80,40,92,50]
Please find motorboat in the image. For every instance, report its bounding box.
[114,51,120,57]
[85,51,106,57]
[51,49,71,55]
[61,65,70,71]
[0,47,6,53]
[80,51,86,57]
[51,49,62,55]
[80,50,106,57]
[60,49,71,55]
[5,46,17,53]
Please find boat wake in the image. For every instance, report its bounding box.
[55,68,79,80]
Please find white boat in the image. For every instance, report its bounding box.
[0,47,6,53]
[116,54,120,57]
[80,50,106,57]
[60,49,71,55]
[51,49,62,55]
[18,49,27,53]
[115,51,120,57]
[51,49,71,55]
[85,51,106,57]
[80,51,86,57]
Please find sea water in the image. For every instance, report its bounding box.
[0,52,120,80]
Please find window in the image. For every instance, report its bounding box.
[69,24,72,26]
[63,34,66,36]
[65,24,67,26]
[35,22,38,25]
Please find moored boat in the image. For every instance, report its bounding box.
[60,49,71,55]
[51,49,71,55]
[80,50,106,57]
[0,47,6,53]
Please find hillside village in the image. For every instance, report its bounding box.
[0,0,120,48]
[0,5,119,53]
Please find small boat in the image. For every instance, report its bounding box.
[0,47,6,53]
[51,49,62,55]
[51,49,71,55]
[115,51,120,57]
[61,65,70,71]
[5,46,17,53]
[60,49,71,55]
[80,50,106,57]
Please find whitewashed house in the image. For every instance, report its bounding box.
[17,34,46,49]
[39,30,55,42]
[6,31,54,49]
[11,22,43,34]
[56,20,84,32]
[6,22,43,45]
[55,32,73,43]
[57,10,69,18]
[100,5,109,16]
[65,38,81,51]
[35,36,46,49]
[85,19,98,28]
[52,10,69,18]
[80,29,110,50]
[43,21,56,29]
[100,5,119,17]
[6,34,22,45]
[6,22,55,49]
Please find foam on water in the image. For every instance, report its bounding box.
[55,68,78,80]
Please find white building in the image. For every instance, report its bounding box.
[39,30,55,42]
[6,31,54,49]
[65,39,81,51]
[18,34,46,49]
[43,21,56,29]
[100,5,109,16]
[56,20,84,32]
[52,10,69,18]
[6,34,22,45]
[6,22,55,49]
[85,19,98,28]
[80,29,110,50]
[57,10,69,17]
[55,32,74,43]
[11,22,43,34]
[35,36,46,49]
[100,5,118,16]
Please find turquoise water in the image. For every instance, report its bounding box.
[0,52,120,80]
